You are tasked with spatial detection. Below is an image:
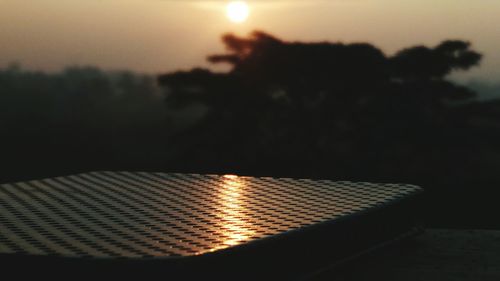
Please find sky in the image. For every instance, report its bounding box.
[1,0,499,82]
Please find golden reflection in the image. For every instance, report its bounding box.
[213,175,255,250]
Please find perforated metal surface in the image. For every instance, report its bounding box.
[0,172,421,259]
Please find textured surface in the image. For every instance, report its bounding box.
[316,229,500,281]
[0,172,421,259]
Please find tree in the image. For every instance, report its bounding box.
[158,31,482,180]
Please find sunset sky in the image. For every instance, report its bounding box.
[1,0,499,82]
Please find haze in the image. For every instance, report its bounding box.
[1,0,499,82]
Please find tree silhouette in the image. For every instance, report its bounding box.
[158,31,482,180]
[391,40,482,81]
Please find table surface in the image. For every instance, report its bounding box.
[315,229,500,281]
[0,171,420,259]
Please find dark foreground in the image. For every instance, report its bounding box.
[315,229,500,281]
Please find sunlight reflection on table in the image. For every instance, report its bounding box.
[211,175,255,251]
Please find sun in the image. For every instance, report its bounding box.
[226,1,250,23]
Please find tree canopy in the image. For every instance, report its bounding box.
[158,31,482,180]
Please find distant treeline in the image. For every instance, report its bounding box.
[466,80,500,100]
[0,65,174,181]
[2,31,500,228]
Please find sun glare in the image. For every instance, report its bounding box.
[226,1,250,23]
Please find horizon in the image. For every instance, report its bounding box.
[1,0,500,82]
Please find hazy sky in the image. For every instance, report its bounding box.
[1,0,499,82]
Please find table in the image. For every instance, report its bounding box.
[0,171,423,279]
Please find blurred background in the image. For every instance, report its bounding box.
[1,0,500,229]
